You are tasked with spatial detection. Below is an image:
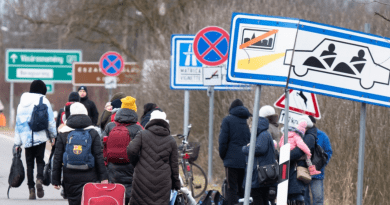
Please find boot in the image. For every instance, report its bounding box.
[36,179,44,198]
[29,188,36,200]
[308,165,321,176]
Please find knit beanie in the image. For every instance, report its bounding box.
[68,92,80,102]
[299,115,313,128]
[121,96,137,112]
[259,105,276,117]
[29,80,47,95]
[296,120,308,133]
[70,102,88,116]
[111,99,122,109]
[229,99,243,111]
[78,86,88,93]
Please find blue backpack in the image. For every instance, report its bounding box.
[63,129,95,170]
[28,96,49,132]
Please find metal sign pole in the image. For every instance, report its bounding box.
[283,89,290,144]
[109,89,113,102]
[183,90,190,136]
[9,82,14,128]
[207,86,215,183]
[356,23,370,205]
[243,85,261,205]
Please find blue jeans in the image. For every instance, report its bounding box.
[304,179,324,205]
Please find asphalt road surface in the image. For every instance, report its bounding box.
[0,134,67,205]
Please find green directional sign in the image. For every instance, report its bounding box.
[6,49,82,83]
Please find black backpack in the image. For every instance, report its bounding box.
[28,96,49,132]
[43,156,52,186]
[310,134,328,171]
[197,190,226,205]
[8,148,25,199]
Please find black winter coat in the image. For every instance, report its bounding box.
[52,114,108,205]
[127,119,180,205]
[56,107,64,129]
[218,106,252,168]
[288,126,317,196]
[80,96,99,125]
[101,108,143,200]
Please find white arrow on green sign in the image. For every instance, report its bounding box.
[6,49,82,83]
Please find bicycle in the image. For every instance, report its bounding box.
[174,124,208,198]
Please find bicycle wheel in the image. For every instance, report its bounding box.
[189,162,208,198]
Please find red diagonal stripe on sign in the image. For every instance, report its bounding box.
[200,34,227,59]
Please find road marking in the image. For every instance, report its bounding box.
[239,29,279,49]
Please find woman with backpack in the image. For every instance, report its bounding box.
[52,102,108,205]
[127,110,181,205]
[242,110,277,205]
[101,96,143,205]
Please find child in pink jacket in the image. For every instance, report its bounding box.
[279,120,321,175]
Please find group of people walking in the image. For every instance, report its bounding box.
[14,80,180,205]
[13,79,332,205]
[219,99,333,205]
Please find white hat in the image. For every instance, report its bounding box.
[150,110,169,124]
[70,102,88,116]
[299,115,313,128]
[259,105,276,117]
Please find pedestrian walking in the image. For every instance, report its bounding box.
[259,105,281,142]
[98,92,126,130]
[218,99,251,205]
[56,92,80,129]
[14,80,57,200]
[140,103,162,128]
[101,96,143,205]
[52,102,108,205]
[127,110,180,205]
[304,116,333,205]
[287,115,317,205]
[242,108,277,205]
[78,86,99,125]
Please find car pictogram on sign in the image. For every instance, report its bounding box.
[284,39,390,89]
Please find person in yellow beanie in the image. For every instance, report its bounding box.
[121,96,137,112]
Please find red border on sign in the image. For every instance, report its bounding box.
[193,26,229,66]
[275,90,321,118]
[99,51,124,77]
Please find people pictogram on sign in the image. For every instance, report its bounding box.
[320,43,337,67]
[350,50,367,73]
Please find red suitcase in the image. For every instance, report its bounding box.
[81,183,126,205]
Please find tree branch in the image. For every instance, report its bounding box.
[375,12,390,22]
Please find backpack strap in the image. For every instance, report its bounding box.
[39,96,44,105]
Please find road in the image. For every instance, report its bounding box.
[0,134,67,205]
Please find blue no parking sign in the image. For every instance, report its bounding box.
[99,51,124,76]
[193,26,229,66]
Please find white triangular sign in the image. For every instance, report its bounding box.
[274,90,321,119]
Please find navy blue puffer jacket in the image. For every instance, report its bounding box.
[218,106,251,169]
[242,117,276,188]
